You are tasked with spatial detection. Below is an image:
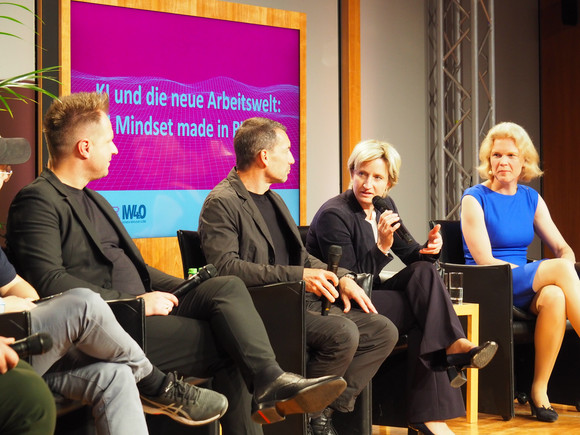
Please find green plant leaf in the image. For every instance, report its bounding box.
[0,66,61,117]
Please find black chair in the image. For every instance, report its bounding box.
[431,219,580,419]
[177,229,373,435]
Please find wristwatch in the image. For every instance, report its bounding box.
[343,272,357,281]
[0,297,5,314]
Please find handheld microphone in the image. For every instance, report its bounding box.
[171,264,218,298]
[10,333,53,358]
[372,195,414,245]
[322,245,342,316]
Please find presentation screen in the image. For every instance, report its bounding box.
[68,1,301,238]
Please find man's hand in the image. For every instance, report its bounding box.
[419,224,442,255]
[3,295,36,313]
[338,276,377,314]
[302,268,339,302]
[138,291,179,316]
[0,337,18,374]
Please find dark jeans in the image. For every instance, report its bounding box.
[305,299,398,412]
[145,275,278,435]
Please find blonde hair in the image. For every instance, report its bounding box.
[347,139,401,194]
[44,92,109,164]
[478,122,543,182]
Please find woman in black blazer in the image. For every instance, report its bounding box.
[306,139,497,435]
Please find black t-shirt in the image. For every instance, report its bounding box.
[0,248,16,287]
[64,185,146,296]
[249,191,291,266]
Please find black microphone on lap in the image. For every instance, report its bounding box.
[372,195,414,245]
[322,245,342,316]
[171,264,218,299]
[10,332,53,358]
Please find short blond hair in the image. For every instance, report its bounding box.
[478,122,543,182]
[347,139,401,194]
[44,92,109,164]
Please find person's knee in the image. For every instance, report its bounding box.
[537,285,566,314]
[371,314,399,350]
[65,287,103,307]
[408,261,439,283]
[325,318,360,354]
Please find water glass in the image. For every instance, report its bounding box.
[447,271,463,304]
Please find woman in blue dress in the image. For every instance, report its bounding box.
[461,121,580,422]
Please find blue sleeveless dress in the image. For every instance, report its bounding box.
[461,184,542,310]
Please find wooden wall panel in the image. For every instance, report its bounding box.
[133,236,183,278]
[340,0,361,192]
[540,0,580,256]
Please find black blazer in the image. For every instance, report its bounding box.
[6,168,182,300]
[306,189,435,283]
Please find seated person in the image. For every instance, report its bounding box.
[461,121,580,423]
[0,338,56,435]
[5,93,346,435]
[199,117,399,435]
[306,139,497,435]
[0,136,227,432]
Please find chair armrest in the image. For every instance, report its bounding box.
[107,298,146,352]
[248,281,306,376]
[0,311,32,363]
[0,311,31,340]
[355,273,372,297]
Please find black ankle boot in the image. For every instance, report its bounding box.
[309,408,337,435]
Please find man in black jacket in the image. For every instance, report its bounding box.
[199,117,398,434]
[6,93,346,434]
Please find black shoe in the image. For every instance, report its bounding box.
[409,422,435,435]
[530,398,558,422]
[446,340,498,371]
[141,372,228,426]
[310,408,337,435]
[252,372,346,424]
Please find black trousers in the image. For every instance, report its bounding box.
[305,299,398,412]
[373,261,466,423]
[145,275,277,435]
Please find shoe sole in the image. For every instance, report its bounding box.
[141,396,225,426]
[251,378,347,424]
[471,341,498,369]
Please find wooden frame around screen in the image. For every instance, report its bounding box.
[57,0,307,225]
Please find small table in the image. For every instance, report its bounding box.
[453,302,479,424]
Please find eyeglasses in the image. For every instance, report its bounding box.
[0,170,13,182]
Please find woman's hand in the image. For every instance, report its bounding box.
[420,224,442,255]
[376,210,400,254]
